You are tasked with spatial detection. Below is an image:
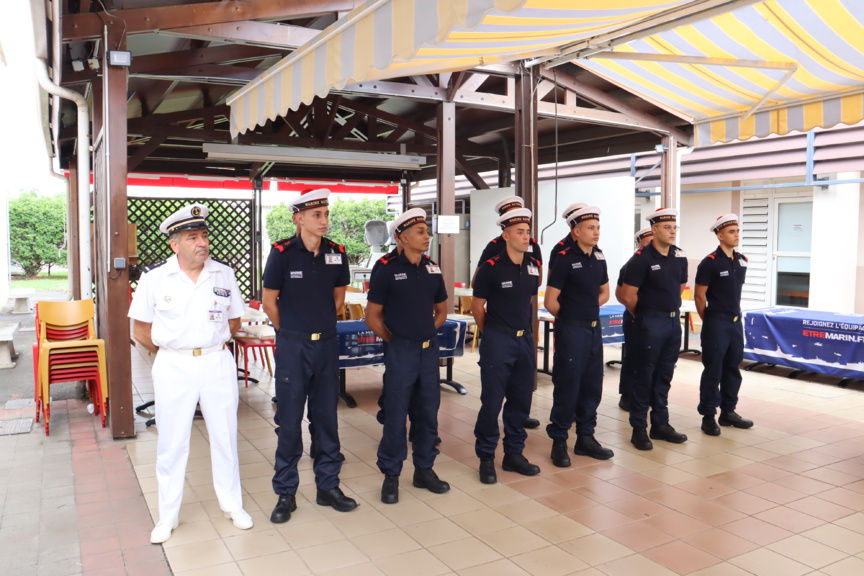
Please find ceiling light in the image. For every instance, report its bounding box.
[203,144,425,171]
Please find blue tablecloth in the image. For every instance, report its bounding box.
[743,307,864,379]
[539,304,626,344]
[337,319,467,369]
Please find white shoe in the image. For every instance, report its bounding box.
[150,518,179,544]
[224,508,254,530]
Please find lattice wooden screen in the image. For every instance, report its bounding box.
[127,197,257,299]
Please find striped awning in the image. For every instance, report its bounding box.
[229,0,864,146]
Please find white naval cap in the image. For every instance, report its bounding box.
[159,203,209,235]
[494,195,524,215]
[497,207,532,229]
[647,207,679,225]
[392,207,428,235]
[634,226,653,244]
[561,202,587,220]
[710,213,739,233]
[289,188,330,213]
[566,205,600,227]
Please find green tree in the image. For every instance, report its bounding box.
[265,197,392,265]
[9,191,67,278]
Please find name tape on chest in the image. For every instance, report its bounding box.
[572,262,583,269]
[527,265,539,276]
[720,270,730,277]
[651,264,661,271]
[426,265,441,274]
[213,287,231,298]
[501,280,513,288]
[394,272,408,281]
[325,253,342,265]
[290,271,303,279]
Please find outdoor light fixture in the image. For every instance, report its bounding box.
[203,143,426,171]
[108,50,132,67]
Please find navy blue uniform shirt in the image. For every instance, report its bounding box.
[479,235,543,266]
[695,246,748,315]
[473,252,540,331]
[616,262,628,288]
[548,234,575,271]
[622,243,689,313]
[370,248,398,281]
[367,252,448,341]
[547,245,609,322]
[262,235,349,333]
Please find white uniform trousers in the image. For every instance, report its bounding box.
[152,348,242,523]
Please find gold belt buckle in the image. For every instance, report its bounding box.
[516,330,524,337]
[591,321,597,328]
[733,315,739,322]
[669,312,676,318]
[193,348,203,357]
[311,333,320,341]
[422,340,431,349]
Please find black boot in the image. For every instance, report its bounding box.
[550,439,571,468]
[524,417,541,429]
[502,453,540,476]
[316,487,358,512]
[381,475,399,504]
[631,427,653,451]
[479,459,497,484]
[413,468,450,494]
[650,423,688,444]
[574,435,614,460]
[718,411,754,429]
[701,415,721,436]
[270,494,297,523]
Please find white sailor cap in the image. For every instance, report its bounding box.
[567,205,600,227]
[392,207,428,235]
[494,195,524,215]
[634,226,654,243]
[647,207,678,225]
[561,202,587,220]
[710,213,739,233]
[160,203,209,235]
[289,188,330,213]
[497,207,532,229]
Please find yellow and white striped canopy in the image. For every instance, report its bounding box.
[229,0,864,146]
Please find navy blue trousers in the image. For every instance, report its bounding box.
[272,334,342,495]
[377,337,441,476]
[698,317,744,415]
[618,311,635,396]
[474,329,536,459]
[628,314,681,429]
[547,323,604,439]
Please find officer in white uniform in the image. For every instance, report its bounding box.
[129,204,253,544]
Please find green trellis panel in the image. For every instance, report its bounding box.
[128,197,256,299]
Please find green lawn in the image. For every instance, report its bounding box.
[11,272,70,292]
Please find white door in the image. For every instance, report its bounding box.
[773,198,813,307]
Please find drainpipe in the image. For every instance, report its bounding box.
[34,59,92,299]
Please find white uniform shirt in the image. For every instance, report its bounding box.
[129,255,245,349]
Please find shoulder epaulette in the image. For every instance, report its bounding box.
[739,253,748,262]
[485,255,500,266]
[634,250,643,255]
[425,256,439,266]
[142,259,167,273]
[530,237,538,244]
[556,239,567,247]
[558,246,572,256]
[381,252,396,264]
[707,254,715,259]
[273,238,294,253]
[528,256,540,267]
[595,246,603,253]
[490,236,502,244]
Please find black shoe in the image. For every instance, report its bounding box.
[574,435,614,460]
[435,436,442,446]
[718,411,754,429]
[631,427,653,451]
[550,439,571,468]
[479,459,497,484]
[270,494,297,523]
[524,417,541,429]
[315,487,358,512]
[701,415,721,436]
[413,468,450,494]
[650,423,688,444]
[618,395,631,411]
[381,475,399,504]
[502,453,541,476]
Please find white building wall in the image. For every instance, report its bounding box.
[679,191,736,287]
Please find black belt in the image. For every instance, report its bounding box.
[556,318,599,328]
[280,328,336,341]
[391,336,435,349]
[484,322,532,338]
[706,310,740,322]
[639,309,680,318]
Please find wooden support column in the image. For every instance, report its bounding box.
[514,64,538,216]
[68,165,81,300]
[97,32,134,438]
[436,100,456,307]
[660,134,679,210]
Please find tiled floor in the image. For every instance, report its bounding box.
[124,343,864,576]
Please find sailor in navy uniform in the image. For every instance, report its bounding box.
[472,208,543,483]
[365,208,450,504]
[545,206,614,465]
[261,188,358,523]
[474,196,543,430]
[615,226,654,412]
[129,204,253,544]
[619,208,689,450]
[695,214,754,435]
[547,202,587,272]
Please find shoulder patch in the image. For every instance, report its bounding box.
[635,250,642,255]
[142,259,167,273]
[595,246,603,253]
[528,256,541,267]
[707,254,715,260]
[739,253,748,262]
[491,236,502,244]
[485,256,500,267]
[273,238,293,253]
